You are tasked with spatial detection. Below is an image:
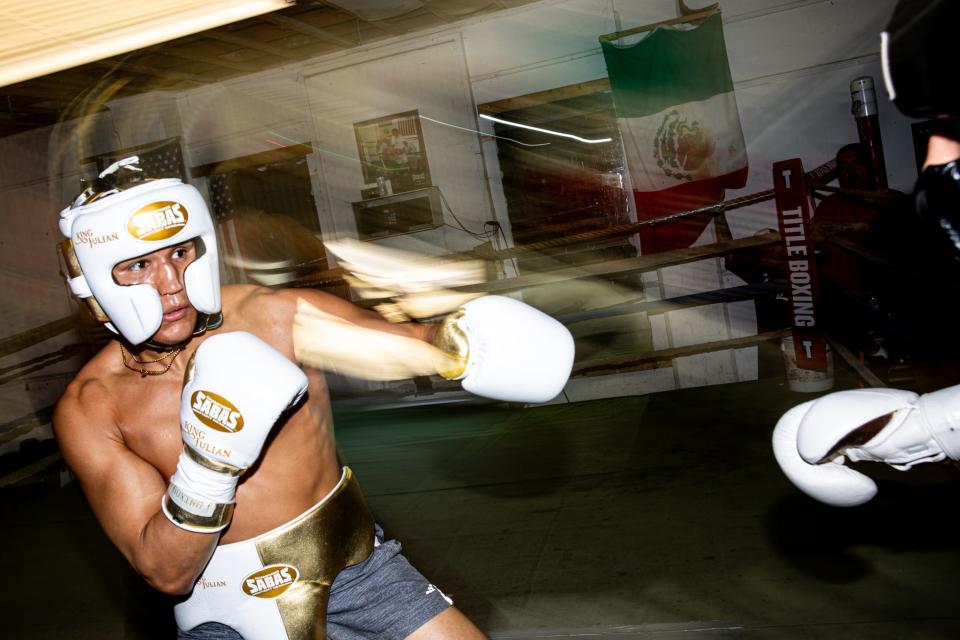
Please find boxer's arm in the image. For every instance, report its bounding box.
[53,383,217,595]
[268,286,573,403]
[255,286,437,351]
[772,385,960,506]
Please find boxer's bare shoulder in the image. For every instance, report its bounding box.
[54,341,128,446]
[55,367,114,446]
[220,283,299,349]
[59,334,183,458]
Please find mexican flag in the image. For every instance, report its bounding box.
[601,12,748,253]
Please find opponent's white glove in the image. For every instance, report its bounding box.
[772,386,960,507]
[162,332,308,532]
[432,295,574,404]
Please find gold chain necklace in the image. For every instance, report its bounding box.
[119,343,183,378]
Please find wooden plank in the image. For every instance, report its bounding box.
[826,335,885,388]
[598,8,718,42]
[478,79,611,116]
[191,143,313,178]
[80,135,181,167]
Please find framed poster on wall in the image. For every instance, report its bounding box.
[354,110,431,196]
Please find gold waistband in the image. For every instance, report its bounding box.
[255,467,374,640]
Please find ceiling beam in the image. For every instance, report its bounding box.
[0,82,87,102]
[150,48,262,73]
[261,13,358,48]
[93,59,207,84]
[323,4,406,37]
[0,104,62,131]
[204,31,302,60]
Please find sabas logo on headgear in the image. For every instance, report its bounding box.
[127,201,188,241]
[242,565,300,598]
[190,390,244,433]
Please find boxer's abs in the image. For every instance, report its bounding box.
[221,415,340,543]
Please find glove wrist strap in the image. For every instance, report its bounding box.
[432,309,469,380]
[162,490,235,533]
[162,449,241,533]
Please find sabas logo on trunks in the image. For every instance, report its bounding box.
[191,390,244,433]
[127,201,188,241]
[242,565,300,598]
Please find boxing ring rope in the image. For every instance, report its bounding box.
[273,159,837,291]
[572,329,794,378]
[0,315,77,359]
[557,279,787,324]
[0,406,55,449]
[0,343,88,386]
[0,452,61,489]
[463,231,781,295]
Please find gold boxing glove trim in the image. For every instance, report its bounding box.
[431,309,469,380]
[183,446,245,477]
[163,491,235,533]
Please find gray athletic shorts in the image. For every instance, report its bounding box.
[178,526,453,640]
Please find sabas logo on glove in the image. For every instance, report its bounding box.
[241,564,300,598]
[190,390,244,433]
[127,201,188,241]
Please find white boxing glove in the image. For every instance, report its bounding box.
[162,332,308,532]
[772,385,960,507]
[432,295,574,404]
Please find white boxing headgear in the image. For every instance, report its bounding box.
[59,161,221,345]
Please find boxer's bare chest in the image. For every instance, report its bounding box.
[109,348,338,498]
[114,371,188,479]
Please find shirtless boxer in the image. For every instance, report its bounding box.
[53,159,574,639]
[773,0,960,507]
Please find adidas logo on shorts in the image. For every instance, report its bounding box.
[425,584,453,605]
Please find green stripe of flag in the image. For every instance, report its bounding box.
[601,12,735,118]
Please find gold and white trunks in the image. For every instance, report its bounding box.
[175,467,375,639]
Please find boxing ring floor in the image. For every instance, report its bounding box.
[2,342,959,639]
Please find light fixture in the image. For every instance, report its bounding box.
[418,114,549,147]
[0,0,294,88]
[479,113,613,144]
